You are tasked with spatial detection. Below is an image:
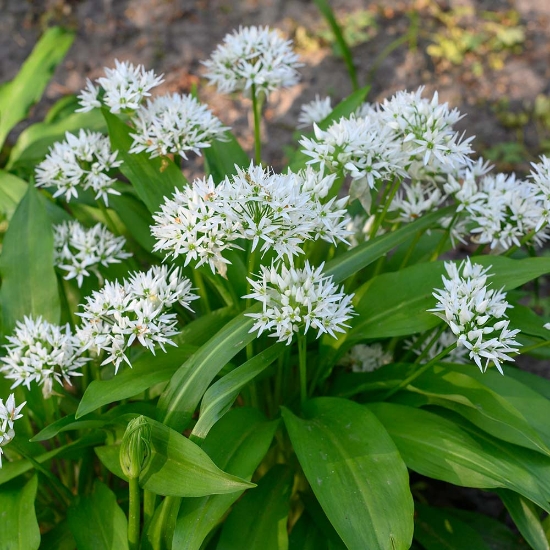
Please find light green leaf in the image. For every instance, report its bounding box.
[139,416,254,497]
[368,402,550,512]
[173,408,279,550]
[204,131,250,183]
[156,306,259,431]
[497,489,549,550]
[0,27,74,149]
[0,184,60,333]
[217,465,293,550]
[0,171,27,218]
[67,481,128,550]
[191,343,285,440]
[103,109,186,213]
[282,397,414,549]
[0,475,40,550]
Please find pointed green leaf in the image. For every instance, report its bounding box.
[217,465,293,550]
[103,109,186,213]
[139,416,255,497]
[497,489,549,550]
[0,171,27,217]
[67,481,128,550]
[174,408,279,550]
[0,184,60,333]
[282,397,414,549]
[0,27,74,148]
[368,402,550,512]
[192,343,285,440]
[0,475,40,550]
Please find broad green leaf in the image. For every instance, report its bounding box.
[31,413,105,442]
[103,109,186,213]
[507,304,550,341]
[323,206,452,284]
[142,495,181,550]
[368,402,550,512]
[40,520,76,550]
[0,27,74,149]
[204,131,250,182]
[507,369,550,401]
[157,305,259,431]
[314,0,359,90]
[0,185,60,333]
[191,343,285,440]
[414,503,512,550]
[174,408,279,550]
[76,344,196,418]
[0,432,105,485]
[406,364,550,455]
[0,171,27,217]
[289,513,328,550]
[497,489,549,550]
[350,255,550,341]
[217,464,293,550]
[0,475,40,550]
[67,481,128,550]
[7,107,105,170]
[282,397,414,549]
[138,416,255,497]
[95,445,127,481]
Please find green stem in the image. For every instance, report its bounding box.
[251,84,263,165]
[413,324,447,366]
[369,177,400,240]
[430,211,459,261]
[298,334,308,405]
[381,342,457,401]
[143,489,157,527]
[399,229,425,269]
[128,477,141,550]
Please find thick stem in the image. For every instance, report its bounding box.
[251,84,263,165]
[369,177,401,240]
[128,477,141,550]
[298,334,308,405]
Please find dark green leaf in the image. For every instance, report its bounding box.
[67,481,128,550]
[217,465,292,550]
[0,27,74,148]
[103,109,186,213]
[0,185,60,333]
[40,520,76,550]
[282,397,414,549]
[174,408,279,550]
[0,475,40,550]
[204,131,250,183]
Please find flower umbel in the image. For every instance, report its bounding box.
[338,343,393,373]
[54,221,131,287]
[244,261,355,345]
[430,258,521,373]
[0,316,87,396]
[0,394,25,467]
[76,266,198,373]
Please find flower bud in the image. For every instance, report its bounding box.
[120,416,152,479]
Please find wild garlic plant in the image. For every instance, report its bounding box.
[0,23,550,550]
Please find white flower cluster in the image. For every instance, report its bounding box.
[430,258,521,373]
[301,87,474,190]
[53,221,132,287]
[244,262,355,344]
[77,59,164,113]
[129,93,228,159]
[446,167,550,252]
[151,164,351,276]
[76,266,198,373]
[298,95,333,128]
[203,26,301,97]
[388,181,444,223]
[0,394,25,467]
[338,343,393,373]
[35,129,122,205]
[0,316,87,396]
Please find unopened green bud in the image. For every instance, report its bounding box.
[120,416,152,479]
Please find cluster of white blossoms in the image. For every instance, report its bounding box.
[129,93,228,159]
[77,59,164,114]
[35,129,122,204]
[301,88,474,193]
[0,316,88,396]
[338,343,393,373]
[444,160,550,252]
[297,95,333,128]
[203,26,301,97]
[151,164,351,276]
[430,258,521,373]
[244,262,355,344]
[76,266,198,373]
[53,221,131,287]
[0,394,25,467]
